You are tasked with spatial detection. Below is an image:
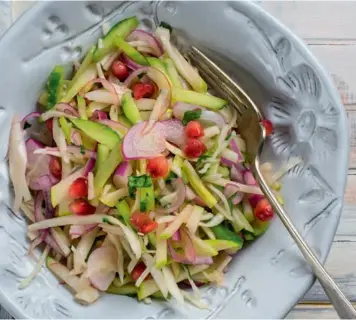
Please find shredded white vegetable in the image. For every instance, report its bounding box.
[200,226,216,239]
[107,233,125,284]
[9,117,32,211]
[162,266,184,304]
[142,253,168,298]
[20,245,50,289]
[72,227,98,275]
[186,205,204,234]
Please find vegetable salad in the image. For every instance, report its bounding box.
[8,16,284,306]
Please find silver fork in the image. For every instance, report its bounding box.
[186,46,356,319]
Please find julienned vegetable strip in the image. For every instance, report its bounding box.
[10,14,278,307]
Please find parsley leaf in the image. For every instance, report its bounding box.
[165,171,178,184]
[24,122,31,130]
[80,144,85,155]
[102,217,109,223]
[128,175,153,198]
[182,109,202,126]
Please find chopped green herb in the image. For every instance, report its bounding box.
[80,144,85,155]
[159,21,172,33]
[165,171,178,184]
[46,65,64,110]
[182,109,202,126]
[103,217,109,223]
[23,122,31,130]
[197,154,210,164]
[225,132,232,141]
[140,199,147,212]
[128,174,153,198]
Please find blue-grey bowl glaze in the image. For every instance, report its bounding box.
[0,1,348,319]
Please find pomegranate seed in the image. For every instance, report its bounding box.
[69,199,96,215]
[111,60,129,81]
[261,119,273,136]
[185,121,204,138]
[132,82,154,100]
[45,119,53,133]
[131,262,151,281]
[68,178,88,199]
[147,157,169,179]
[254,198,274,222]
[49,157,62,179]
[183,139,206,158]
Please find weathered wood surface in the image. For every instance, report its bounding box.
[258,1,356,318]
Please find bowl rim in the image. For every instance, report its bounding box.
[0,1,348,318]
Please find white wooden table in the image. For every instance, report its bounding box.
[0,1,355,319]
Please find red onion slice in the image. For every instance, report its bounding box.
[83,157,96,177]
[90,110,108,121]
[172,230,181,241]
[87,245,117,291]
[120,54,142,70]
[26,138,59,190]
[21,112,41,129]
[231,165,244,183]
[232,192,244,205]
[127,30,163,57]
[224,181,263,195]
[34,191,63,255]
[156,178,185,214]
[173,102,226,129]
[229,137,243,162]
[159,119,186,148]
[244,170,257,186]
[122,121,166,160]
[180,228,196,263]
[69,224,98,239]
[220,157,236,168]
[113,161,132,189]
[168,241,212,265]
[56,103,80,117]
[71,130,82,146]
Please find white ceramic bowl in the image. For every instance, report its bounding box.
[0,1,348,318]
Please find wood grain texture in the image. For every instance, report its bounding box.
[259,1,356,40]
[309,46,356,106]
[287,304,340,319]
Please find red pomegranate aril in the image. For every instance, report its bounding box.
[147,157,169,179]
[261,119,273,136]
[69,199,96,215]
[111,60,129,81]
[185,121,204,138]
[49,157,62,179]
[254,198,274,222]
[68,177,88,199]
[45,119,53,133]
[131,262,150,281]
[183,139,206,158]
[130,212,158,234]
[132,82,154,100]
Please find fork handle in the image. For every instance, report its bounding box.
[255,164,356,319]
